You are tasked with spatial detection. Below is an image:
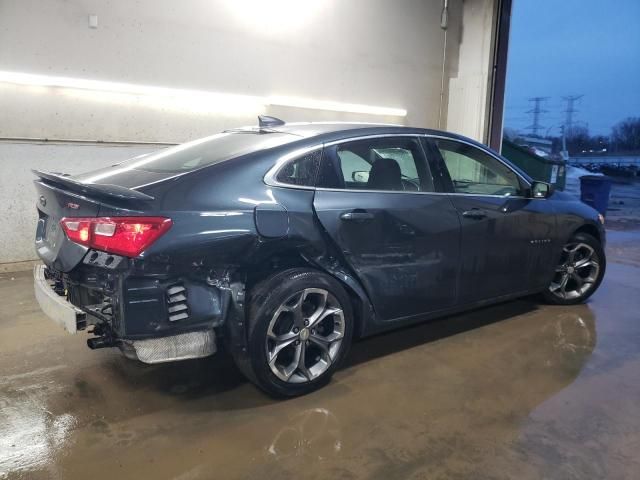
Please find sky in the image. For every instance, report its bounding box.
[504,0,640,137]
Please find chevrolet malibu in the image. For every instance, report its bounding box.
[33,118,606,397]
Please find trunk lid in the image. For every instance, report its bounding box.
[33,170,155,272]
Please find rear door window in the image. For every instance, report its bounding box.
[318,137,434,192]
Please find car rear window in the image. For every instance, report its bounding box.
[116,132,296,173]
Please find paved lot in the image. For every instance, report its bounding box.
[1,230,639,479]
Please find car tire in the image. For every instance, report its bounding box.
[241,268,354,397]
[541,232,606,305]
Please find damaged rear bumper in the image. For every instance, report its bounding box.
[33,263,219,364]
[34,264,86,334]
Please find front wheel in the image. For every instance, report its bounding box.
[241,269,354,397]
[541,232,606,305]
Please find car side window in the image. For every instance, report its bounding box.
[275,149,321,187]
[434,139,522,196]
[317,137,433,192]
[338,150,372,184]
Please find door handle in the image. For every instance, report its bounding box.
[462,208,487,220]
[340,210,375,221]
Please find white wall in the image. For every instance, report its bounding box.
[0,0,498,267]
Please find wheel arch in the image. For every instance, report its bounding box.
[571,222,602,244]
[241,246,372,339]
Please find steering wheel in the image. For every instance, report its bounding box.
[401,176,420,191]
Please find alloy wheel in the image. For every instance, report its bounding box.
[549,242,601,300]
[266,288,345,383]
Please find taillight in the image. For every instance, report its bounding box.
[60,217,172,257]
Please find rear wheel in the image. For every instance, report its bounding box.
[541,232,605,305]
[241,269,353,397]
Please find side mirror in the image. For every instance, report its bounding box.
[352,171,370,183]
[531,181,553,199]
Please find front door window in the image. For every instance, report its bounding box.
[435,139,522,196]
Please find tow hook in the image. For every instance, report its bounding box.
[87,323,116,349]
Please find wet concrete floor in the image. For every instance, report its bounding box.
[1,230,639,479]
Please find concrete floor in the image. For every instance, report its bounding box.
[1,230,639,480]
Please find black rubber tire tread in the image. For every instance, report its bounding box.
[238,268,354,397]
[540,232,606,305]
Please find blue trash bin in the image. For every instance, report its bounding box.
[580,175,612,216]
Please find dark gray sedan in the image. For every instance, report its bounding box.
[33,118,606,396]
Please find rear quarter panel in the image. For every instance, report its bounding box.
[98,145,330,274]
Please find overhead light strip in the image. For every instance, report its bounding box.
[0,70,407,117]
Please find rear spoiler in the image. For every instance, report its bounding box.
[32,170,155,202]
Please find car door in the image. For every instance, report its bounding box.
[313,135,460,323]
[426,136,556,304]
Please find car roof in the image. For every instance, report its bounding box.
[273,122,434,139]
[271,122,419,137]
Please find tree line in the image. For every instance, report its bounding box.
[505,117,640,156]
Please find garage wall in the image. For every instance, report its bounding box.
[0,0,498,267]
[0,0,456,142]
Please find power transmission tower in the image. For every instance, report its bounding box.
[560,124,568,160]
[525,97,549,136]
[562,94,584,137]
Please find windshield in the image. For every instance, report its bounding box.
[113,132,296,174]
